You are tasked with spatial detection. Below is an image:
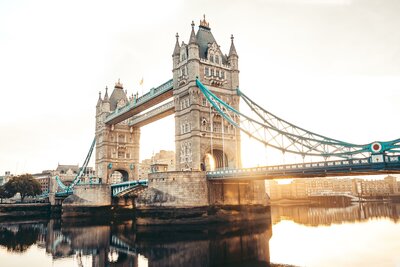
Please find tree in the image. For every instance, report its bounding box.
[4,174,42,202]
[0,186,14,203]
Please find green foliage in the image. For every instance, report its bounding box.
[4,174,42,202]
[0,186,14,203]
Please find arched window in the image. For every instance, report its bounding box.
[210,55,214,63]
[215,55,219,64]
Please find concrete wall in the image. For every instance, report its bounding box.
[135,171,208,208]
[63,184,111,207]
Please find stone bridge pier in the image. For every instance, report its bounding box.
[134,171,269,224]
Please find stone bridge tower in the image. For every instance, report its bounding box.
[95,80,140,183]
[173,17,241,171]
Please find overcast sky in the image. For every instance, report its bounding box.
[0,0,399,175]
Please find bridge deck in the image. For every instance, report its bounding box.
[105,79,173,125]
[129,100,174,127]
[207,155,400,180]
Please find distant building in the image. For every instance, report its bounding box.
[150,163,169,173]
[266,176,398,199]
[54,164,95,185]
[138,150,175,179]
[32,171,53,193]
[0,171,13,186]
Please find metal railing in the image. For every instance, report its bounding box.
[206,155,400,179]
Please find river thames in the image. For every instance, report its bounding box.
[0,202,399,267]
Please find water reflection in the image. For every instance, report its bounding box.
[272,202,400,226]
[0,218,272,267]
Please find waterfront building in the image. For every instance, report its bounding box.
[266,176,398,199]
[32,171,53,193]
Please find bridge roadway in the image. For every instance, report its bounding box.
[52,156,400,199]
[105,79,173,125]
[207,155,400,180]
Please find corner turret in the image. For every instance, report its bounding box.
[102,86,111,113]
[228,34,239,89]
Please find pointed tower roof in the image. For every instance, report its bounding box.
[195,15,228,63]
[196,15,216,59]
[229,34,238,57]
[109,79,128,111]
[189,21,197,45]
[103,86,110,102]
[96,91,102,107]
[172,33,180,56]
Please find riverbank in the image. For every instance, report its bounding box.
[0,202,271,225]
[0,203,61,220]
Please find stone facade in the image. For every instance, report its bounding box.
[95,81,140,183]
[136,171,208,208]
[63,184,111,207]
[172,17,241,171]
[135,171,267,208]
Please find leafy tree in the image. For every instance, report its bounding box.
[4,174,42,202]
[0,186,14,203]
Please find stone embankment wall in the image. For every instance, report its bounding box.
[136,171,208,208]
[135,171,267,208]
[63,184,111,207]
[208,180,267,206]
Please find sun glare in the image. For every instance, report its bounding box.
[205,153,216,171]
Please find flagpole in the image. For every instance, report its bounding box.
[140,77,144,95]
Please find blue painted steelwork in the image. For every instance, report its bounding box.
[111,179,148,197]
[207,155,400,180]
[105,79,173,124]
[55,137,96,195]
[196,79,400,159]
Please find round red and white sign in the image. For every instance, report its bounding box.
[370,142,382,153]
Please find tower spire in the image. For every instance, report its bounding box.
[199,14,210,29]
[229,34,238,57]
[97,91,102,107]
[173,33,180,56]
[189,21,197,44]
[103,86,109,102]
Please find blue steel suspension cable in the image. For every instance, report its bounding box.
[196,79,400,158]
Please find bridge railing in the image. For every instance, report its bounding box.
[105,79,173,123]
[111,179,148,197]
[206,155,400,178]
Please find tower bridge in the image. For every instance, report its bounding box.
[53,17,399,216]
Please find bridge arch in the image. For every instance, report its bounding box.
[203,149,229,171]
[109,169,129,184]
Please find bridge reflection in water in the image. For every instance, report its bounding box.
[0,218,272,267]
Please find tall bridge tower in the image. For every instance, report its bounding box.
[95,81,140,183]
[173,17,241,171]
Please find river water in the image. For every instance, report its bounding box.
[0,203,399,267]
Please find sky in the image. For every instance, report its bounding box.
[0,0,400,175]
